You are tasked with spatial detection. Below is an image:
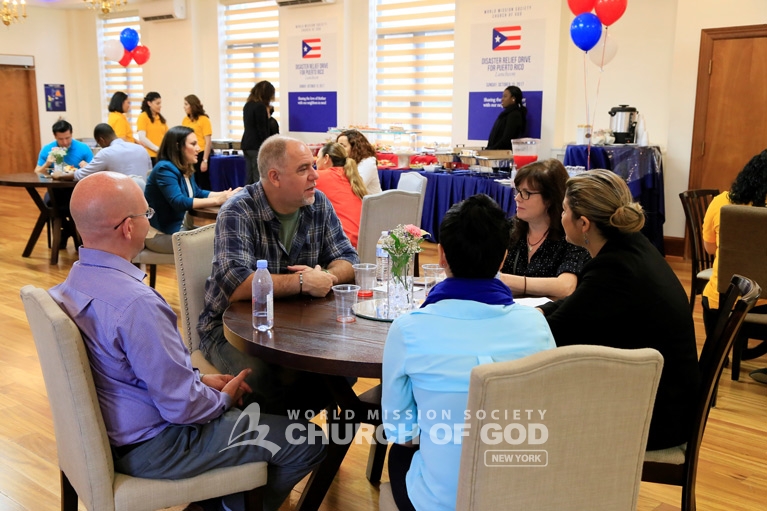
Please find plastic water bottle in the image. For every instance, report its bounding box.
[252,259,274,331]
[376,231,390,283]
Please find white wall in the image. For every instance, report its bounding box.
[3,0,767,237]
[0,6,100,150]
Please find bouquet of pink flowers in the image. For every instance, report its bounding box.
[383,224,429,286]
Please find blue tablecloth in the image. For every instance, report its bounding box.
[209,154,247,191]
[564,145,665,254]
[379,169,516,243]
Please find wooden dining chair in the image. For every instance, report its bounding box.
[20,285,267,511]
[382,345,664,511]
[678,189,718,310]
[172,223,221,375]
[717,205,767,380]
[396,172,428,226]
[357,190,421,264]
[642,274,761,511]
[131,246,175,288]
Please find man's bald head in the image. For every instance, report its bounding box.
[71,172,149,258]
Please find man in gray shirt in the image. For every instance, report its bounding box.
[52,123,152,189]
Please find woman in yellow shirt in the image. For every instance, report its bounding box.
[137,91,168,165]
[181,94,213,190]
[107,91,134,143]
[701,150,767,359]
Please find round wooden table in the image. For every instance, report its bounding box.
[223,294,390,510]
[0,173,77,264]
[224,296,388,378]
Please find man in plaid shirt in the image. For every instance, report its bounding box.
[198,135,358,415]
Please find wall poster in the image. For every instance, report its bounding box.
[467,2,545,141]
[286,19,338,133]
[44,84,66,112]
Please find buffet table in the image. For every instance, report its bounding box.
[564,145,665,254]
[379,169,515,242]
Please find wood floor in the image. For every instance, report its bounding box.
[0,186,765,511]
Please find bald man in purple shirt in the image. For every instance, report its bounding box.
[49,172,325,511]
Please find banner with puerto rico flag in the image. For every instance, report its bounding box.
[467,1,545,141]
[287,19,338,133]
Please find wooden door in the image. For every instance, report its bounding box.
[0,65,41,175]
[689,25,767,192]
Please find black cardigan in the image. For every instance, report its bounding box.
[486,105,526,150]
[241,101,270,152]
[540,232,700,450]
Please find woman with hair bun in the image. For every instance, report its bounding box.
[540,169,700,451]
[315,141,368,247]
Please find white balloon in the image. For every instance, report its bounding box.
[104,39,123,62]
[589,31,618,68]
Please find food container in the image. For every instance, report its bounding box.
[477,150,513,170]
[511,138,539,168]
[435,152,458,165]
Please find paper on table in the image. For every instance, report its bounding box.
[515,297,552,307]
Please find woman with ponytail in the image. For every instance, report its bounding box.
[137,91,168,165]
[315,141,368,247]
[540,169,700,451]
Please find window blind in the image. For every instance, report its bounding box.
[221,0,280,140]
[375,0,456,145]
[100,16,143,133]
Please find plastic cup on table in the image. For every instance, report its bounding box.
[421,263,446,297]
[332,284,360,323]
[352,263,377,298]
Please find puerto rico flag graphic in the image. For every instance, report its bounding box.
[492,26,521,51]
[302,38,321,59]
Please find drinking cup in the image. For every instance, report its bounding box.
[332,284,360,323]
[421,263,446,297]
[352,263,377,298]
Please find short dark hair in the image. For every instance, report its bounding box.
[93,123,116,140]
[108,91,128,113]
[439,194,510,279]
[730,149,767,207]
[52,120,72,134]
[157,125,195,176]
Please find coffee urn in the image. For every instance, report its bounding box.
[608,105,638,144]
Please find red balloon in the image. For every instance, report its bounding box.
[132,45,151,66]
[595,0,627,26]
[568,0,596,16]
[118,49,132,67]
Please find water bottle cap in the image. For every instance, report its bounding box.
[257,259,267,269]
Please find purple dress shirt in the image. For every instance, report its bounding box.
[50,248,231,447]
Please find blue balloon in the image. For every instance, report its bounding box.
[570,13,602,52]
[120,28,140,52]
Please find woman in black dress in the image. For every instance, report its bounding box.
[241,80,275,184]
[542,169,700,451]
[499,159,589,299]
[486,85,527,150]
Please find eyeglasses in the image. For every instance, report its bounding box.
[516,189,543,200]
[113,207,155,230]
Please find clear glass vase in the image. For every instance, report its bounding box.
[387,254,414,319]
[53,160,64,174]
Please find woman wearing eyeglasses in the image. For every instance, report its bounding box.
[498,159,589,299]
[144,126,240,253]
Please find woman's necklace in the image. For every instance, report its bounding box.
[527,228,549,252]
